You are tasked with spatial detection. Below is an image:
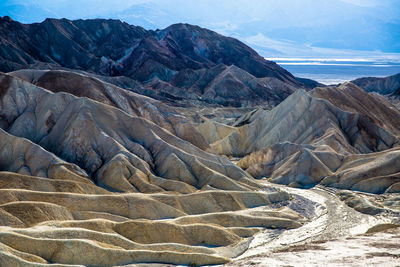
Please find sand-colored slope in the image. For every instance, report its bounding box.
[0,171,304,265]
[211,88,397,156]
[312,82,400,136]
[0,128,92,185]
[239,143,400,193]
[0,72,257,193]
[233,84,400,192]
[1,68,400,266]
[9,69,210,150]
[0,72,309,265]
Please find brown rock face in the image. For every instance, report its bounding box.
[352,73,400,95]
[312,82,400,135]
[211,88,398,157]
[228,84,400,192]
[0,17,311,108]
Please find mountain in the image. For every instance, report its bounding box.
[388,87,400,109]
[351,73,400,95]
[0,16,312,107]
[0,70,307,265]
[6,0,400,56]
[144,64,298,107]
[1,16,400,267]
[0,17,302,85]
[312,82,400,135]
[8,69,211,149]
[351,72,400,109]
[0,17,148,73]
[210,84,399,156]
[1,69,400,266]
[0,72,256,192]
[209,83,400,192]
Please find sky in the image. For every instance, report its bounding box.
[1,0,400,60]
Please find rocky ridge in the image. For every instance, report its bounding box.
[0,17,312,107]
[205,83,400,192]
[352,72,400,109]
[0,17,400,267]
[1,68,400,265]
[0,72,307,265]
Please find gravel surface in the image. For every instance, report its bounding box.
[226,182,399,267]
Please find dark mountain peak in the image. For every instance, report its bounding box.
[72,17,147,32]
[0,16,13,22]
[161,22,220,38]
[163,22,200,30]
[43,17,66,22]
[0,18,310,97]
[352,72,400,95]
[151,22,301,86]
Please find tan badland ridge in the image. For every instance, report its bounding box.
[0,71,306,266]
[0,70,400,266]
[0,66,399,266]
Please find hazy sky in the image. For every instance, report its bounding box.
[1,0,400,58]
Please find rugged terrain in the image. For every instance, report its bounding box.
[0,17,400,266]
[0,16,308,107]
[352,73,400,95]
[352,73,400,108]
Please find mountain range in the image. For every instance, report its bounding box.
[0,16,309,107]
[4,0,400,57]
[0,17,400,266]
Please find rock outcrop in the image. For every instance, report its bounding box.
[151,64,298,107]
[210,86,398,156]
[238,143,400,193]
[352,73,400,95]
[9,69,210,149]
[312,82,400,136]
[1,72,260,193]
[0,72,307,265]
[204,83,400,192]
